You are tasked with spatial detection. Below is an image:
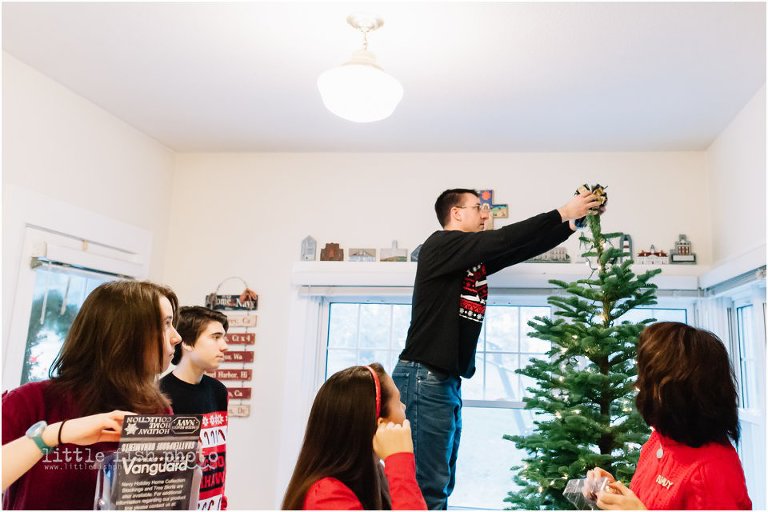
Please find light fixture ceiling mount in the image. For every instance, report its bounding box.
[317,13,404,123]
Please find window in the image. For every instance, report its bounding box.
[621,307,687,324]
[323,300,690,509]
[21,265,112,383]
[735,305,756,408]
[4,221,147,389]
[325,301,552,509]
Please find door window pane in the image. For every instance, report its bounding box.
[736,305,755,408]
[21,266,111,384]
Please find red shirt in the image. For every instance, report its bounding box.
[303,452,427,510]
[630,430,752,510]
[2,380,172,510]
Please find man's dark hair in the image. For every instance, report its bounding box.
[434,188,479,227]
[172,306,229,365]
[635,321,740,447]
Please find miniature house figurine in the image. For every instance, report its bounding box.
[620,234,633,263]
[670,234,696,264]
[320,243,344,261]
[301,236,317,261]
[380,240,407,262]
[527,246,570,263]
[349,248,376,262]
[636,244,668,265]
[410,244,423,262]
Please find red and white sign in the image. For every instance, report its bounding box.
[208,369,252,381]
[227,387,252,400]
[223,351,254,363]
[224,333,255,345]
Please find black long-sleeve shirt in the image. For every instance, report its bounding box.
[399,209,573,378]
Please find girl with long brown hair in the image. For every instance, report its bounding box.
[282,363,426,510]
[2,280,182,510]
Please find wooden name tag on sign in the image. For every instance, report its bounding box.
[228,404,250,418]
[227,387,252,400]
[224,333,255,345]
[207,369,252,381]
[207,293,258,311]
[223,351,254,363]
[226,315,257,327]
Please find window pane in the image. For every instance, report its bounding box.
[520,307,552,353]
[621,308,686,324]
[359,349,394,373]
[484,307,520,352]
[484,353,520,401]
[462,355,485,400]
[359,304,392,349]
[391,305,411,350]
[326,349,358,377]
[451,407,544,509]
[649,308,687,323]
[22,268,111,384]
[328,304,359,348]
[736,305,754,408]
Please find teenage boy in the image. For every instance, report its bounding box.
[392,188,601,509]
[160,306,230,510]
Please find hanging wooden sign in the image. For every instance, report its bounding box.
[228,404,251,418]
[207,369,252,381]
[227,387,252,400]
[224,333,255,345]
[226,315,257,327]
[224,351,254,363]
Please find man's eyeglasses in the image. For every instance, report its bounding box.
[456,204,491,213]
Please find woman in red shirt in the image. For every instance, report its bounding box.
[282,363,426,510]
[2,280,182,509]
[590,322,752,510]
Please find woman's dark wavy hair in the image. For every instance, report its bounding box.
[48,280,178,416]
[635,321,740,447]
[282,363,393,510]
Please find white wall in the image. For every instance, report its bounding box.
[2,53,175,348]
[164,151,710,507]
[706,85,766,265]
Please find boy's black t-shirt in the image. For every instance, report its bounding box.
[160,372,229,509]
[160,373,228,415]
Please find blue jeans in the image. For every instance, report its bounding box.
[392,360,462,510]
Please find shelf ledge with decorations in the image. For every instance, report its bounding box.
[291,260,707,294]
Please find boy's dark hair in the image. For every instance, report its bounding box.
[635,321,740,447]
[282,363,393,510]
[434,188,479,227]
[172,306,229,365]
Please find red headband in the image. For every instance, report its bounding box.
[364,365,381,418]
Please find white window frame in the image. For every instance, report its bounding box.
[2,185,151,391]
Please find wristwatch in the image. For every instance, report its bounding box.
[26,420,54,455]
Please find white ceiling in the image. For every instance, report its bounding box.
[3,2,765,152]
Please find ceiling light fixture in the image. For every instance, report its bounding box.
[317,13,404,123]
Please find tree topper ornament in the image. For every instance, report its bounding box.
[574,183,607,228]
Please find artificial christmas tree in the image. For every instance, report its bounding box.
[504,186,662,509]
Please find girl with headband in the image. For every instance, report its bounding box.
[282,363,426,509]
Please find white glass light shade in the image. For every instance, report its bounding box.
[317,49,404,123]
